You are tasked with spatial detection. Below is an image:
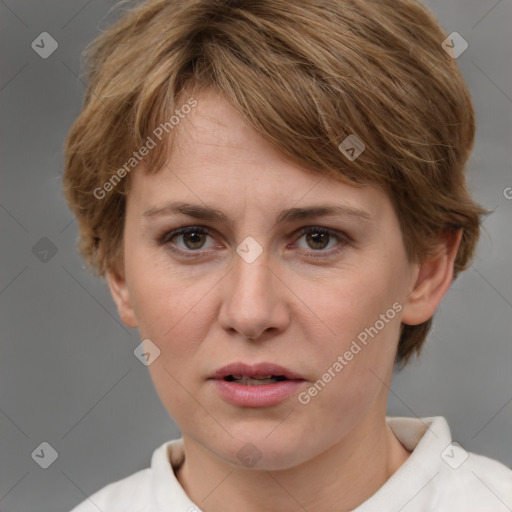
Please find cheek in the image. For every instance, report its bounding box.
[127,261,218,422]
[303,264,403,394]
[298,306,401,441]
[311,265,400,342]
[125,254,223,377]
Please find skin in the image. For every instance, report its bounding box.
[107,87,462,512]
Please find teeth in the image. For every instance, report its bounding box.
[232,376,279,385]
[230,374,273,380]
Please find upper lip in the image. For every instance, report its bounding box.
[209,362,305,380]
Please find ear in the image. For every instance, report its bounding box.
[401,229,463,326]
[106,268,138,328]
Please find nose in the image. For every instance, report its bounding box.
[218,247,290,341]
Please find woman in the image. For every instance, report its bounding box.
[63,0,512,510]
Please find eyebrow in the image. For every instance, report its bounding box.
[143,201,374,226]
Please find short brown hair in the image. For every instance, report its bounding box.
[62,0,490,365]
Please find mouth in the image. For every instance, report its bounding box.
[222,374,291,385]
[209,362,305,384]
[208,361,306,407]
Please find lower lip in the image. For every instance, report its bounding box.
[209,379,306,407]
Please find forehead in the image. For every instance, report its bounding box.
[128,89,391,221]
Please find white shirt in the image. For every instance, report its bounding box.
[70,416,512,511]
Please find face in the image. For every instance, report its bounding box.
[108,88,432,471]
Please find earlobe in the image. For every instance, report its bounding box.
[401,229,463,326]
[106,268,138,328]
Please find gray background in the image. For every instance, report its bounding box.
[0,1,511,511]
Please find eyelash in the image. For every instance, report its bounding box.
[158,225,350,260]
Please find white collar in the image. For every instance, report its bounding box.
[149,416,452,511]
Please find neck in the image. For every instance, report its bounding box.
[175,409,410,512]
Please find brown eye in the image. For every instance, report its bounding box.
[180,230,207,250]
[305,230,330,250]
[292,226,350,259]
[161,226,215,253]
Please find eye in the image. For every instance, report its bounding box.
[158,225,350,259]
[293,226,348,256]
[160,226,217,255]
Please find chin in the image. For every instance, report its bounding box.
[211,428,318,472]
